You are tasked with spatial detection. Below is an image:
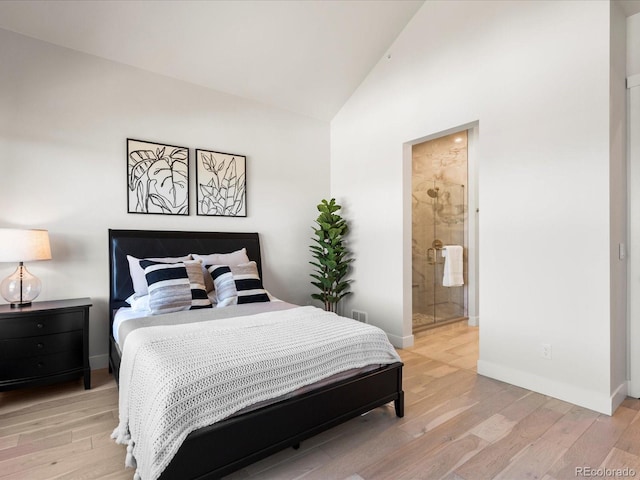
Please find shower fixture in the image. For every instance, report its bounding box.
[427,187,440,198]
[426,239,444,265]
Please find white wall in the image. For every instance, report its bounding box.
[0,29,330,368]
[331,0,622,413]
[628,76,640,397]
[627,12,640,396]
[610,0,627,407]
[629,11,640,77]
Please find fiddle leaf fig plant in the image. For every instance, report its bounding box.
[310,198,353,312]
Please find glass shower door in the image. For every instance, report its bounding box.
[431,180,465,323]
[412,179,466,331]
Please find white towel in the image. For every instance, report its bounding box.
[442,245,464,287]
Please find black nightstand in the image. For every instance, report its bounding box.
[0,298,92,391]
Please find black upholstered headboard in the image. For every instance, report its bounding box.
[108,229,262,313]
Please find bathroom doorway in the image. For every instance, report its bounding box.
[412,131,468,332]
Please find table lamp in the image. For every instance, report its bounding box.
[0,228,52,307]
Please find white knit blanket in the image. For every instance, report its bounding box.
[111,306,400,480]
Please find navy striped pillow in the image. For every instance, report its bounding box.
[207,261,270,307]
[140,260,212,314]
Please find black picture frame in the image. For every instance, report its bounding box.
[127,138,189,215]
[195,149,247,217]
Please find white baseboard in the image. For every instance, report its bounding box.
[478,359,622,415]
[387,332,414,349]
[612,382,628,412]
[467,316,479,327]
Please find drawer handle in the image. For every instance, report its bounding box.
[37,343,44,349]
[36,323,44,329]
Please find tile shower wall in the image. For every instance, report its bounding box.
[412,131,468,329]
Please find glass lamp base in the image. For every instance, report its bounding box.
[1,263,41,307]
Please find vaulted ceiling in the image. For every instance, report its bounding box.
[0,0,423,121]
[0,0,638,121]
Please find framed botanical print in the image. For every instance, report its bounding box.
[127,138,189,215]
[196,149,247,217]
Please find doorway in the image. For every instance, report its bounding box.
[412,131,468,332]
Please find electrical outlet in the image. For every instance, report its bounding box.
[541,343,552,360]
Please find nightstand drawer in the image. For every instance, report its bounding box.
[0,331,83,360]
[0,349,83,380]
[1,311,84,338]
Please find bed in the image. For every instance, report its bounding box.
[108,229,404,480]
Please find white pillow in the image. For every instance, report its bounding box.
[192,248,250,292]
[127,254,192,297]
[125,293,151,313]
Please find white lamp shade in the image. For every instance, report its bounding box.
[0,229,52,262]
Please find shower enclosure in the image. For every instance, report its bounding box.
[412,179,466,331]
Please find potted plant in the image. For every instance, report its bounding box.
[309,198,353,312]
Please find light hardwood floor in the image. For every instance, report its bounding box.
[2,321,640,479]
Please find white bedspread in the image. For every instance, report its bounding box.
[112,306,400,480]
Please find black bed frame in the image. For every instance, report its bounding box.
[108,229,404,479]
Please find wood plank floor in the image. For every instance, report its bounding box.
[2,321,640,479]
